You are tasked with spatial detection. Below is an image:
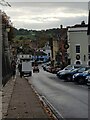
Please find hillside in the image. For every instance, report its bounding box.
[13,27,61,48]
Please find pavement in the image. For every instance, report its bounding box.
[0,89,2,120]
[2,74,53,119]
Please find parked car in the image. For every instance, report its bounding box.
[57,64,81,77]
[47,66,61,74]
[73,68,90,84]
[42,62,51,71]
[58,68,77,81]
[58,67,90,82]
[45,66,51,72]
[52,67,61,74]
[85,75,90,85]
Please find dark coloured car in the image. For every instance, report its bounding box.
[52,67,61,74]
[42,64,47,71]
[58,68,78,81]
[73,69,90,84]
[85,75,90,86]
[47,66,61,74]
[45,66,51,72]
[42,62,51,71]
[33,66,39,73]
[57,64,81,77]
[58,67,90,82]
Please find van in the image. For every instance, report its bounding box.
[22,60,32,76]
[19,56,32,76]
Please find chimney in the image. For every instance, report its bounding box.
[60,25,63,29]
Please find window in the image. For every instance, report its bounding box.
[76,45,80,53]
[76,61,81,65]
[88,45,90,53]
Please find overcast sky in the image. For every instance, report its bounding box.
[0,1,89,30]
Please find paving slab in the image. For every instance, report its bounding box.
[2,75,51,119]
[2,78,15,118]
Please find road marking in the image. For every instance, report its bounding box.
[41,95,65,120]
[27,77,65,120]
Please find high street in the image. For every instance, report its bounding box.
[27,66,88,119]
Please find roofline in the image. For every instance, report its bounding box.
[68,27,87,32]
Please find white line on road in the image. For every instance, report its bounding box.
[41,95,65,120]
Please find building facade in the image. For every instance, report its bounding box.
[67,23,88,66]
[57,28,68,67]
[42,41,51,59]
[52,39,59,63]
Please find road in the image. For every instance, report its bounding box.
[28,66,88,119]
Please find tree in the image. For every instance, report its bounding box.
[19,36,24,40]
[8,26,15,42]
[0,0,11,7]
[38,32,48,48]
[81,21,85,26]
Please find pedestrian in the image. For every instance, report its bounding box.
[11,60,16,79]
[18,61,23,78]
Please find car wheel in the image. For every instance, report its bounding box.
[78,78,84,84]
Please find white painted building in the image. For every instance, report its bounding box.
[42,41,51,58]
[89,1,90,10]
[67,24,89,66]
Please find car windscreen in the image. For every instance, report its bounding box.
[64,65,73,70]
[77,67,86,72]
[21,58,31,61]
[83,69,90,74]
[84,69,90,73]
[71,68,78,72]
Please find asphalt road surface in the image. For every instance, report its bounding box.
[28,66,88,119]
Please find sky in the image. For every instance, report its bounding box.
[0,1,89,30]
